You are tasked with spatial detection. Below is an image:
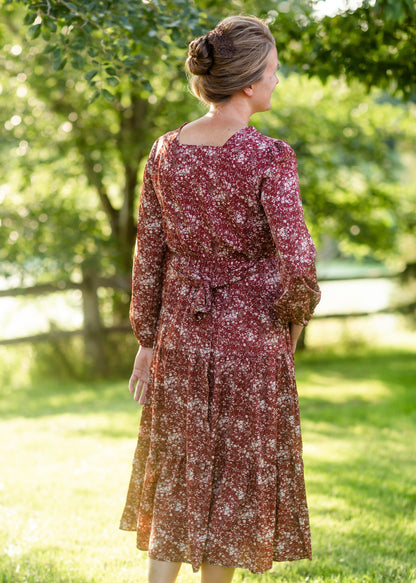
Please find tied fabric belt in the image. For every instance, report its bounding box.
[169,253,278,320]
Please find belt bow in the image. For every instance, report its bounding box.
[170,253,277,320]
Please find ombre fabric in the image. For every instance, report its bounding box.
[120,124,321,574]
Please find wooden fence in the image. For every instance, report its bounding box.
[0,272,414,347]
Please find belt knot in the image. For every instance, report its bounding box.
[169,253,277,320]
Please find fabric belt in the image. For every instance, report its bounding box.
[169,253,277,320]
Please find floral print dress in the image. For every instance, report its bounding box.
[120,124,321,574]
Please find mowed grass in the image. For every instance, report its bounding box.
[0,346,415,583]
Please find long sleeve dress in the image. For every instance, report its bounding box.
[119,124,321,574]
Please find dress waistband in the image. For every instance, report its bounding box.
[168,253,278,320]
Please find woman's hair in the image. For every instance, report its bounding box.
[185,15,275,105]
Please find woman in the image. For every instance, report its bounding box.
[120,15,321,583]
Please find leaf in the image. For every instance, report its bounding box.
[85,69,99,82]
[80,22,93,34]
[43,17,57,33]
[106,77,119,87]
[105,67,117,76]
[53,57,67,71]
[65,2,79,11]
[23,12,34,26]
[89,90,100,103]
[71,53,85,70]
[129,70,139,82]
[101,89,114,102]
[41,28,51,41]
[87,47,98,58]
[141,79,153,93]
[27,23,41,39]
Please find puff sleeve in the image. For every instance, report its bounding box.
[260,141,321,326]
[129,141,167,347]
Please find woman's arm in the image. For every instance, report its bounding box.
[128,141,166,403]
[130,139,167,347]
[260,141,321,327]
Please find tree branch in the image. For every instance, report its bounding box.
[81,153,120,237]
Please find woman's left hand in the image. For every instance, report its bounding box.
[289,322,304,354]
[129,346,153,405]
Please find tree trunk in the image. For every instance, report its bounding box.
[81,262,106,374]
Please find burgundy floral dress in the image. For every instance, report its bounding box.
[120,124,321,574]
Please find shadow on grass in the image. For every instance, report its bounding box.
[296,346,416,389]
[1,346,415,440]
[0,377,142,439]
[1,347,415,583]
[234,447,416,582]
[296,347,416,427]
[0,379,134,419]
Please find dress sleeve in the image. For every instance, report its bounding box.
[129,140,167,347]
[260,141,321,326]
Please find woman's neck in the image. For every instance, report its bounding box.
[206,96,253,128]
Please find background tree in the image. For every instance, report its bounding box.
[277,0,416,100]
[1,0,415,373]
[0,1,207,371]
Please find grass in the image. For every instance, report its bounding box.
[0,346,415,582]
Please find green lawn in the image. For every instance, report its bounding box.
[0,346,415,583]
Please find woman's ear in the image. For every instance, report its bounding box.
[243,85,254,97]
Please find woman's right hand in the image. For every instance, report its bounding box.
[129,346,153,405]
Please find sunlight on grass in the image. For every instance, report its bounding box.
[300,374,390,402]
[0,347,415,582]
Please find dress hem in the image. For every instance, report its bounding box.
[119,525,311,574]
[145,548,311,574]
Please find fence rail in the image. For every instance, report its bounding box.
[0,325,132,346]
[0,272,413,346]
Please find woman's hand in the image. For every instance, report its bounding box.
[289,323,304,354]
[129,346,153,405]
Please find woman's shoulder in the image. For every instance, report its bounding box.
[141,128,181,170]
[248,127,296,161]
[150,127,181,156]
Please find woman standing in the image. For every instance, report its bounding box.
[120,15,321,583]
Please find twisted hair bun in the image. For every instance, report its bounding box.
[186,36,213,76]
[185,16,275,104]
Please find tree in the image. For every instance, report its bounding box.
[275,0,416,100]
[0,1,208,371]
[1,0,415,373]
[253,73,416,264]
[9,0,416,97]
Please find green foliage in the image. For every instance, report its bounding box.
[1,0,416,372]
[0,183,113,283]
[3,0,207,98]
[374,0,416,23]
[277,0,416,100]
[13,0,416,100]
[0,3,196,288]
[254,74,416,260]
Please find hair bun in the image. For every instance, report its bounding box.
[186,36,213,76]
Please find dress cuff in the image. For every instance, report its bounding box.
[273,278,321,327]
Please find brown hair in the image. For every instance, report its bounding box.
[186,16,275,105]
